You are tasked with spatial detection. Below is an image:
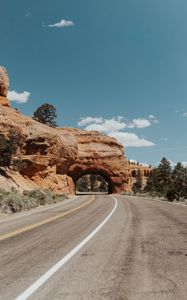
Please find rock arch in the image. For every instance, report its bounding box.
[68,167,113,194]
[65,129,130,194]
[75,172,111,194]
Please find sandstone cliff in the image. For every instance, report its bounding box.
[0,107,130,194]
[63,128,130,193]
[0,66,10,107]
[129,163,152,189]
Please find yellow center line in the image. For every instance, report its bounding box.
[0,196,95,242]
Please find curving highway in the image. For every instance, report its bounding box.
[0,195,186,300]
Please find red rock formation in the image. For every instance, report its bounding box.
[0,67,151,194]
[0,107,77,194]
[0,66,10,107]
[129,163,152,189]
[59,128,130,193]
[0,107,130,194]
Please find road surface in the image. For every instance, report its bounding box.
[0,195,186,300]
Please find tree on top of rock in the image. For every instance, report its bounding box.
[33,103,58,127]
[132,169,143,194]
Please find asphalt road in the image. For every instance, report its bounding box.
[0,195,186,300]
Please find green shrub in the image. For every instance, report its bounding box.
[0,132,19,168]
[3,192,23,213]
[23,190,47,205]
[166,188,179,202]
[0,189,67,214]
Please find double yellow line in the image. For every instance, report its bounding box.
[0,196,95,242]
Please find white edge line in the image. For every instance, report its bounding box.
[15,196,118,300]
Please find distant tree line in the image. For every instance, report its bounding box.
[133,157,187,202]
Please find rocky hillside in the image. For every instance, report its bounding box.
[0,66,151,195]
[0,106,131,194]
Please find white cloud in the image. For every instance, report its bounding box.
[128,118,151,129]
[129,159,150,167]
[108,132,155,148]
[86,118,126,133]
[78,117,103,126]
[8,90,30,103]
[148,114,155,119]
[141,163,150,167]
[48,19,74,28]
[168,160,175,167]
[78,115,156,148]
[182,112,187,117]
[79,117,127,133]
[129,159,138,164]
[160,136,168,141]
[78,115,159,131]
[182,161,187,167]
[148,114,159,124]
[127,115,159,129]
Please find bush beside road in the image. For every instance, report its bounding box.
[0,189,67,214]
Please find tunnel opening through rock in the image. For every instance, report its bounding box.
[76,173,110,194]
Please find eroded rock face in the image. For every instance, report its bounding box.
[129,164,152,189]
[0,66,9,97]
[61,128,130,193]
[0,67,150,194]
[0,66,10,107]
[0,107,131,194]
[0,107,77,194]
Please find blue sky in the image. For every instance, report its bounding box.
[1,0,187,166]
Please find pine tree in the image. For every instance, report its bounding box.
[171,162,187,198]
[144,168,157,193]
[144,157,187,200]
[155,157,172,196]
[33,103,58,127]
[0,132,19,168]
[132,169,143,194]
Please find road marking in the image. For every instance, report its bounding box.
[0,196,95,242]
[15,196,118,300]
[0,196,78,225]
